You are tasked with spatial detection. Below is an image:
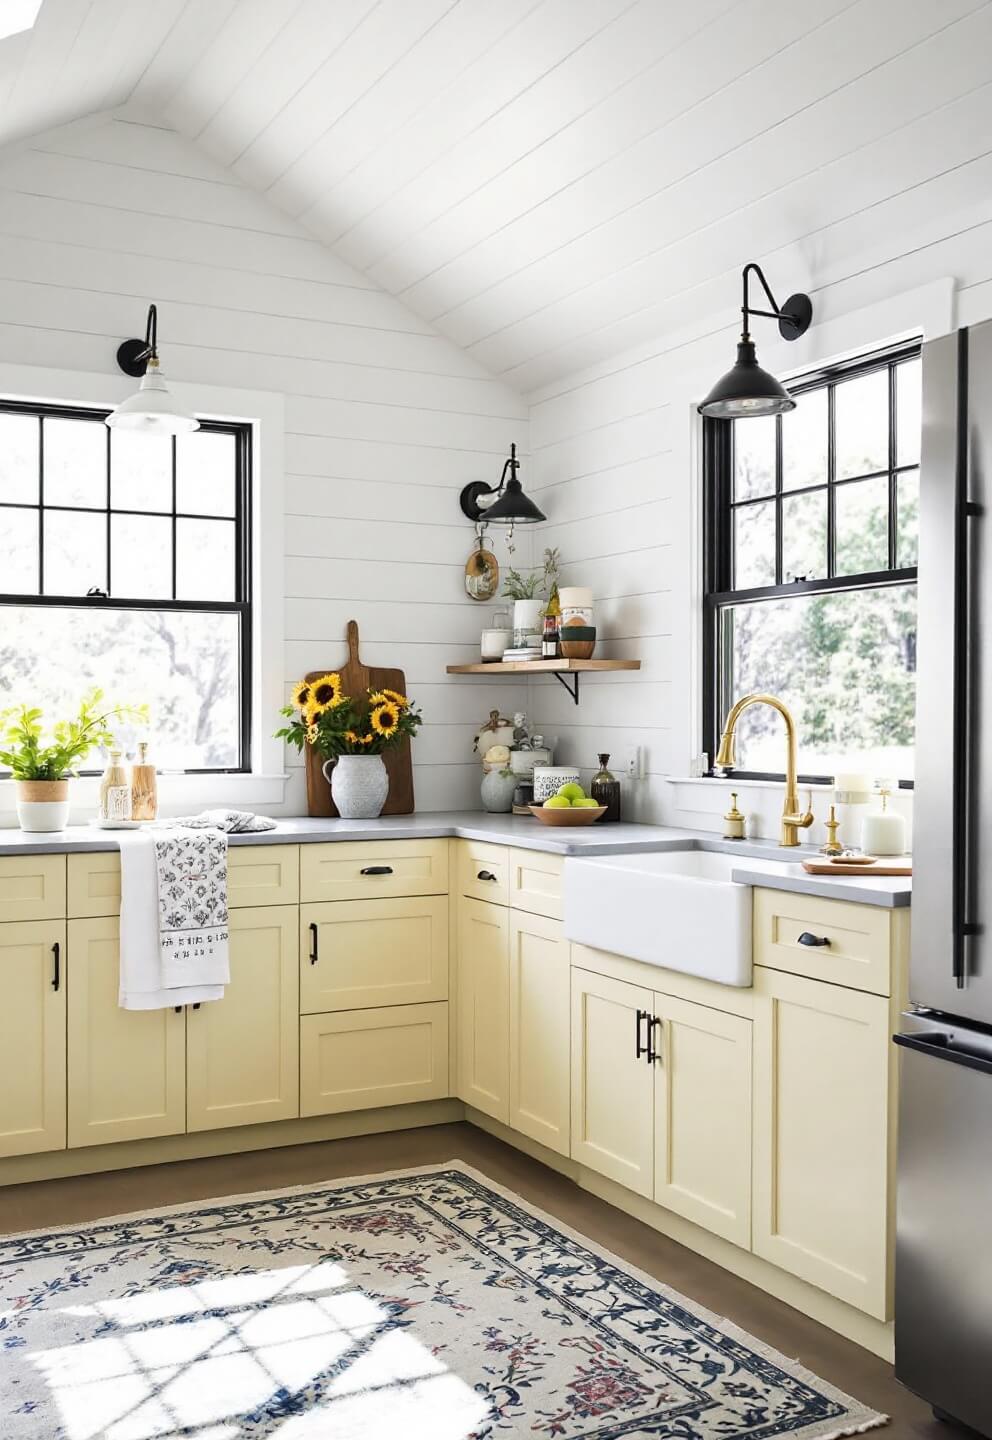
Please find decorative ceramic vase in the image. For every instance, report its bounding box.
[15,779,70,833]
[323,754,389,819]
[481,767,517,813]
[512,597,543,647]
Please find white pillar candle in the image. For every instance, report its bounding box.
[861,790,907,856]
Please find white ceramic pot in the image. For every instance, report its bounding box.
[15,779,70,833]
[481,768,517,813]
[512,597,543,645]
[323,754,389,819]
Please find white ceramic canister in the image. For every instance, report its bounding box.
[481,607,512,662]
[512,597,543,646]
[558,585,594,629]
[532,765,581,803]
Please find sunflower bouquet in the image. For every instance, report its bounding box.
[276,674,422,759]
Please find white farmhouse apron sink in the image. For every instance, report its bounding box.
[564,850,760,986]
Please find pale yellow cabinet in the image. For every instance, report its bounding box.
[300,1003,448,1115]
[508,909,570,1155]
[571,967,752,1236]
[67,917,186,1148]
[186,906,299,1132]
[456,896,510,1122]
[653,994,751,1247]
[0,919,66,1157]
[752,966,892,1319]
[0,855,65,924]
[300,896,448,1013]
[570,968,654,1196]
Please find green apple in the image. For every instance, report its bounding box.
[543,795,571,808]
[572,797,601,808]
[557,782,585,802]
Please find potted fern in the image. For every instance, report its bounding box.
[0,690,148,832]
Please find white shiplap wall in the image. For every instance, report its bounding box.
[0,109,529,814]
[527,190,992,838]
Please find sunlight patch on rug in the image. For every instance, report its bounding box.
[0,1164,888,1438]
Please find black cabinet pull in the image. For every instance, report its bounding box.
[798,931,830,947]
[309,921,319,964]
[646,1015,661,1065]
[635,1008,649,1058]
[192,1002,201,1010]
[360,865,393,876]
[477,869,497,882]
[174,1005,183,1013]
[51,942,60,992]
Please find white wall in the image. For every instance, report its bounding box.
[0,108,529,815]
[526,164,992,840]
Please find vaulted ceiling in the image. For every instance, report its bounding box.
[2,0,991,392]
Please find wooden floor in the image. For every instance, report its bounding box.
[0,1122,960,1439]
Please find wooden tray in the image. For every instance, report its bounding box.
[801,859,912,877]
[304,620,414,818]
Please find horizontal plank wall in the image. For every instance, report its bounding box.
[0,110,529,812]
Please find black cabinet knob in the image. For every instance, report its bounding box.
[477,870,497,882]
[360,865,393,876]
[798,931,831,947]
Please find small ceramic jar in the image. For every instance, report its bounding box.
[532,765,581,802]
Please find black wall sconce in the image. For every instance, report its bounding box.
[106,303,199,434]
[698,263,813,418]
[459,443,546,528]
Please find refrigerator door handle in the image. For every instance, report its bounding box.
[952,327,982,988]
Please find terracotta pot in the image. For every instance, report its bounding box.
[15,778,70,833]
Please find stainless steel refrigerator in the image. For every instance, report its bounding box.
[895,321,992,1436]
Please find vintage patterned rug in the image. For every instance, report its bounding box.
[0,1164,887,1439]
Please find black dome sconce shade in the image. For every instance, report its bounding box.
[698,263,813,419]
[459,442,546,525]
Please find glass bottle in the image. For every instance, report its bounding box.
[99,749,132,822]
[591,752,621,823]
[130,741,158,821]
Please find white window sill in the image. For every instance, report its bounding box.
[665,776,838,792]
[0,772,289,826]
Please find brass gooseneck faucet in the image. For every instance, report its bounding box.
[714,694,814,848]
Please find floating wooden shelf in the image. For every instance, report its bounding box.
[446,658,640,704]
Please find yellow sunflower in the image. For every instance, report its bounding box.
[357,731,374,746]
[305,721,319,745]
[379,688,408,708]
[309,672,344,713]
[370,701,400,738]
[290,680,311,710]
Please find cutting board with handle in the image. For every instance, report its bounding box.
[801,858,912,876]
[304,620,415,818]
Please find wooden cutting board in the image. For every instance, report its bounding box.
[304,620,415,818]
[802,859,912,876]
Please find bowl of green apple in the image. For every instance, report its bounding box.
[528,782,606,825]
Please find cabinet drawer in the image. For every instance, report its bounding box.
[300,897,448,1013]
[228,845,299,907]
[753,887,893,995]
[460,840,509,905]
[69,846,301,917]
[0,854,66,923]
[300,840,448,902]
[509,847,563,919]
[300,1002,449,1116]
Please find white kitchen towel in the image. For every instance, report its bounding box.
[159,809,276,833]
[155,829,230,989]
[118,831,227,1011]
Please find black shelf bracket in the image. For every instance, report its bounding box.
[551,670,581,704]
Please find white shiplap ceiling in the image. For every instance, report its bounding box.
[3,0,992,392]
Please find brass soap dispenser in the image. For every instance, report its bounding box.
[723,791,746,840]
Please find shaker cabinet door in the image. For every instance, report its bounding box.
[0,919,66,1157]
[67,918,186,1147]
[456,897,509,1122]
[570,968,654,1198]
[509,909,570,1156]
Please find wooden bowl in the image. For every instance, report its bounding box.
[528,803,606,826]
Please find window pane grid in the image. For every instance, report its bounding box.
[0,400,252,773]
[707,341,920,784]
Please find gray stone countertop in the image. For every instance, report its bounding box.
[0,811,911,906]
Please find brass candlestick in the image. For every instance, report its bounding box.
[820,804,843,855]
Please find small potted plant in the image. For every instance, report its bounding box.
[501,547,561,645]
[0,690,148,832]
[277,674,422,818]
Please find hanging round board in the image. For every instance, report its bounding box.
[464,539,499,601]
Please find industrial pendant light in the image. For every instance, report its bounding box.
[698,263,813,419]
[106,304,199,434]
[459,443,546,526]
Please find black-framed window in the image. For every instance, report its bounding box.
[703,340,920,785]
[0,401,252,773]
